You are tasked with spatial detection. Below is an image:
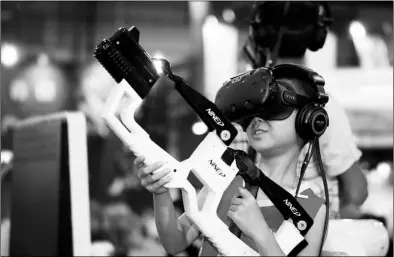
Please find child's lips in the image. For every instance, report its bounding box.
[252,128,268,137]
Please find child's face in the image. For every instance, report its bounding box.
[245,110,300,155]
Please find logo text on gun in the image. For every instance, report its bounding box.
[283,199,301,216]
[208,159,226,177]
[206,108,224,126]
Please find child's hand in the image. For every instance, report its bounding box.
[134,156,172,195]
[227,187,267,239]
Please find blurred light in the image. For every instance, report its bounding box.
[153,52,165,75]
[192,121,208,135]
[91,241,115,256]
[10,59,67,116]
[349,21,369,59]
[376,162,392,182]
[9,79,30,102]
[37,53,49,66]
[81,62,117,102]
[153,60,164,75]
[203,15,239,101]
[222,8,236,23]
[349,21,366,38]
[1,43,19,67]
[189,2,209,22]
[244,63,253,72]
[34,78,57,102]
[205,15,219,28]
[1,150,13,165]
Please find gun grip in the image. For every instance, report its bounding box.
[228,183,259,238]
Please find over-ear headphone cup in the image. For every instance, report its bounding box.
[296,104,329,141]
[296,106,311,141]
[307,26,328,52]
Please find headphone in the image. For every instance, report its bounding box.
[216,63,330,142]
[307,1,333,51]
[273,64,331,256]
[272,64,329,141]
[249,1,333,59]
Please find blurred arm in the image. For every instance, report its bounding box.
[153,192,200,255]
[337,162,368,219]
[317,95,367,218]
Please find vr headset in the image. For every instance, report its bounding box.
[215,64,329,142]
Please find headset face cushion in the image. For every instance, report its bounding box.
[237,81,296,131]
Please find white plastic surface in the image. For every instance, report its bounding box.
[101,82,259,256]
[323,219,390,256]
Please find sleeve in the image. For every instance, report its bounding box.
[317,95,362,177]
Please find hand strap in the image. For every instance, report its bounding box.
[228,149,260,238]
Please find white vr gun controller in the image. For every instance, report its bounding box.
[101,78,259,256]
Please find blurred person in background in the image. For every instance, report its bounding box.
[101,202,141,256]
[90,200,116,256]
[239,1,368,220]
[102,202,167,256]
[78,66,127,202]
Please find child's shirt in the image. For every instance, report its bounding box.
[198,175,325,256]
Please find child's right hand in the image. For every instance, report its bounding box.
[134,156,172,195]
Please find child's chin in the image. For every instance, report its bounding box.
[253,144,274,154]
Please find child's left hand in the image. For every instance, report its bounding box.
[227,187,267,239]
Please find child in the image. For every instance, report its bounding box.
[241,1,367,220]
[134,65,327,256]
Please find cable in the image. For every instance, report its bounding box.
[295,139,315,197]
[315,138,329,256]
[294,137,329,256]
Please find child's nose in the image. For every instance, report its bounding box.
[252,117,265,126]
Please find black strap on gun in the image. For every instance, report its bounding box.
[230,149,314,237]
[95,27,237,147]
[159,59,238,147]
